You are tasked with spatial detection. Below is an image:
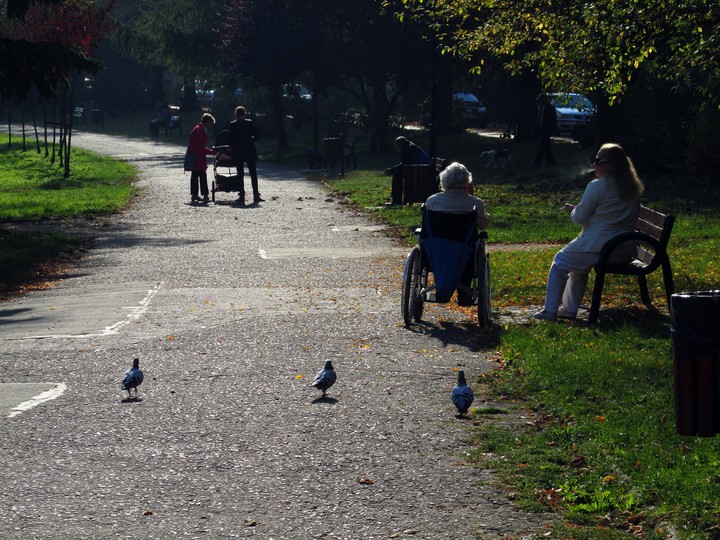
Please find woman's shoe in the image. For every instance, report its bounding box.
[533,310,557,321]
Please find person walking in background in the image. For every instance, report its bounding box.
[533,92,557,166]
[185,113,216,204]
[228,106,262,205]
[383,136,431,205]
[534,143,644,321]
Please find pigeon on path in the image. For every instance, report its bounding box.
[310,360,336,398]
[122,357,144,398]
[451,370,474,416]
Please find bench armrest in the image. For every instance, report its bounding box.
[596,230,664,270]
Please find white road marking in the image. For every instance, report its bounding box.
[7,282,163,340]
[258,248,268,259]
[7,383,67,418]
[101,281,163,335]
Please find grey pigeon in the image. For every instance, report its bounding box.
[310,360,336,397]
[122,357,144,398]
[451,370,474,416]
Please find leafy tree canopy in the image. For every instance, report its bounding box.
[115,0,223,80]
[1,0,112,101]
[396,0,720,105]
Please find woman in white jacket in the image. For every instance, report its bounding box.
[535,143,644,321]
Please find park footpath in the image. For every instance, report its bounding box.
[0,132,554,539]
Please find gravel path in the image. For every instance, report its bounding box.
[0,131,554,539]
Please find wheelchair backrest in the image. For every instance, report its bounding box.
[420,207,479,301]
[421,207,478,244]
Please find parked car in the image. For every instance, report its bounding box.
[282,84,311,100]
[550,92,595,134]
[453,92,487,127]
[181,80,216,102]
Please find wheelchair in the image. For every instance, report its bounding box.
[401,206,491,328]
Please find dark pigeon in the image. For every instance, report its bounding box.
[122,357,144,398]
[310,360,336,398]
[451,370,474,416]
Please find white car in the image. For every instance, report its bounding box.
[550,93,594,133]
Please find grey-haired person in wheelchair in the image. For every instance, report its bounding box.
[425,162,491,305]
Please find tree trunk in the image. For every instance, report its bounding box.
[368,77,392,152]
[181,80,199,111]
[269,84,288,149]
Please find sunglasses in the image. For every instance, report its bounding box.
[592,158,608,166]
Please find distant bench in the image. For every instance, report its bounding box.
[589,204,675,324]
[166,115,182,136]
[150,114,182,138]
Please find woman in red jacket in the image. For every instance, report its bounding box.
[185,113,216,204]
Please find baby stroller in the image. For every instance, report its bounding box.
[401,205,491,327]
[211,130,242,202]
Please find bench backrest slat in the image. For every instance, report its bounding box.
[635,205,674,248]
[636,246,655,265]
[636,218,664,240]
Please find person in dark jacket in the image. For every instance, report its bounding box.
[383,136,431,205]
[185,113,216,204]
[534,93,557,166]
[227,106,261,205]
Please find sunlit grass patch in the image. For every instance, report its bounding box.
[0,138,136,220]
[471,321,720,536]
[0,136,137,292]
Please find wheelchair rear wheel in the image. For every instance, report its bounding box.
[402,246,424,325]
[476,250,491,327]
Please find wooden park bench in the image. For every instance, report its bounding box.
[402,158,446,204]
[588,204,675,324]
[166,115,182,136]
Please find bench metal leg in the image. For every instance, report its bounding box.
[589,271,606,324]
[638,275,651,304]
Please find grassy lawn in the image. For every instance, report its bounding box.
[4,111,720,538]
[0,135,136,294]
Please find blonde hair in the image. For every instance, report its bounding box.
[598,143,644,199]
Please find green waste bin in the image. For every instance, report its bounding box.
[671,290,720,436]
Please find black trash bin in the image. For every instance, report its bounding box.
[671,290,720,436]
